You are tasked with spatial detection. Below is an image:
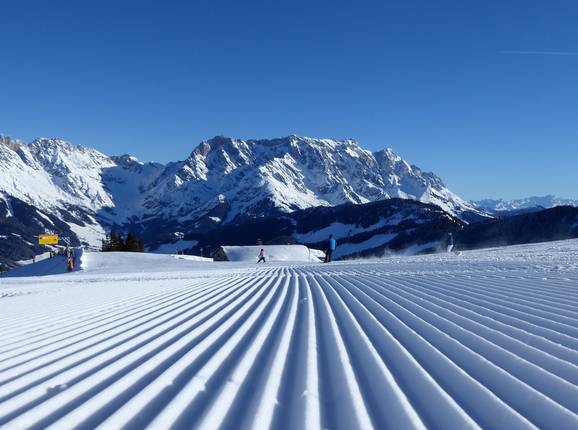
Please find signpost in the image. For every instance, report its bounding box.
[36,233,74,272]
[38,234,59,245]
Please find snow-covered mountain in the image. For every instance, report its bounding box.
[0,136,113,212]
[1,133,483,254]
[473,195,578,213]
[0,135,166,247]
[142,136,481,226]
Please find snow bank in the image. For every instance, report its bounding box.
[222,245,317,262]
[309,248,326,261]
[80,251,212,275]
[172,255,213,262]
[5,250,213,278]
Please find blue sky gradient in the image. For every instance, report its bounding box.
[1,0,577,199]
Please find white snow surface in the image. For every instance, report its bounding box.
[1,240,578,429]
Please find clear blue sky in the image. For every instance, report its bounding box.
[1,0,577,200]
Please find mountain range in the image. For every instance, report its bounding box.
[2,132,576,265]
[472,196,578,214]
[0,134,484,260]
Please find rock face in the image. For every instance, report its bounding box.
[0,133,484,261]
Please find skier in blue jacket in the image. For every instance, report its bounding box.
[325,234,336,263]
[447,233,454,253]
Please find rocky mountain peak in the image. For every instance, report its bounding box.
[0,134,25,151]
[111,154,143,167]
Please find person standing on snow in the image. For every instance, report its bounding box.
[447,233,454,253]
[325,234,337,263]
[257,248,266,263]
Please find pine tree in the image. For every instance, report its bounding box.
[126,232,139,252]
[110,231,123,251]
[102,231,144,252]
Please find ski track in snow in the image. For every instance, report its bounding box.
[1,242,578,429]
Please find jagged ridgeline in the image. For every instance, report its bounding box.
[0,134,487,263]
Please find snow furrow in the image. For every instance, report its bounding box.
[332,276,536,429]
[306,274,374,429]
[1,242,578,429]
[88,272,284,429]
[381,276,578,382]
[356,276,578,415]
[347,276,578,429]
[145,273,285,428]
[0,278,226,366]
[327,275,480,429]
[438,277,578,319]
[390,275,578,359]
[398,275,578,350]
[428,277,578,330]
[0,276,265,427]
[0,280,241,388]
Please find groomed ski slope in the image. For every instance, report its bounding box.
[1,241,578,429]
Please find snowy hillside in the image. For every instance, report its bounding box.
[0,135,162,248]
[0,136,114,214]
[1,241,578,428]
[185,199,463,260]
[0,196,82,267]
[0,133,482,255]
[473,195,578,213]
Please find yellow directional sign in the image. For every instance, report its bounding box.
[38,234,59,245]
